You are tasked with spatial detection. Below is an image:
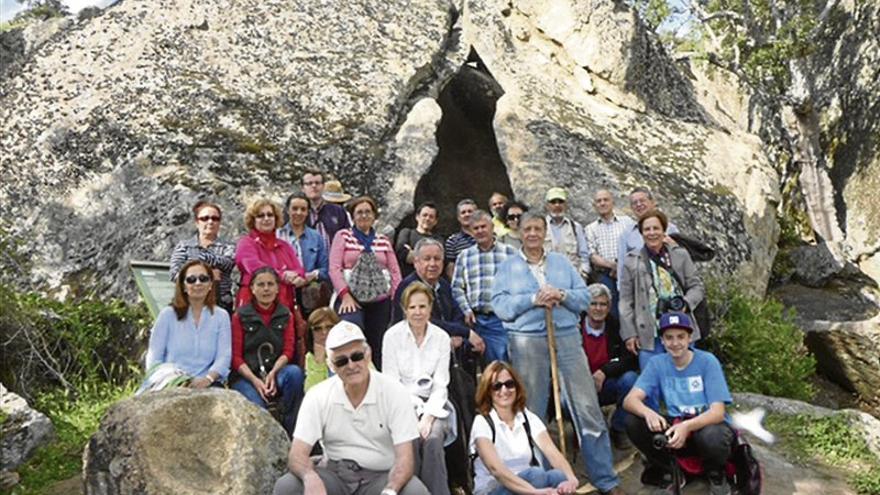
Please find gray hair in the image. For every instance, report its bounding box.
[587,283,612,301]
[518,211,546,228]
[629,186,654,200]
[413,237,444,257]
[468,209,494,226]
[456,198,477,213]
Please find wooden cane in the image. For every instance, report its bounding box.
[545,307,567,457]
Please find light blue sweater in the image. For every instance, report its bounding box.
[491,252,590,337]
[145,306,232,381]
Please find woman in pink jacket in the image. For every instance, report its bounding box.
[329,195,401,368]
[235,198,306,311]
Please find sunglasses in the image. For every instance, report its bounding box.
[255,212,275,219]
[507,214,522,221]
[491,379,516,392]
[332,350,366,368]
[184,274,212,284]
[197,215,221,223]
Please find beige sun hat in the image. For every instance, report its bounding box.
[322,180,352,203]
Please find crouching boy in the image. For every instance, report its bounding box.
[622,312,734,495]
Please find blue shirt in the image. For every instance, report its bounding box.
[492,252,589,337]
[145,306,232,380]
[277,224,330,281]
[634,349,732,419]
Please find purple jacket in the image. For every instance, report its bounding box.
[308,201,351,248]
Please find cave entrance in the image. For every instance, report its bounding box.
[398,50,513,238]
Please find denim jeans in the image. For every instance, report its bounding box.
[488,467,568,495]
[597,370,639,432]
[476,313,508,363]
[231,364,305,435]
[508,331,620,492]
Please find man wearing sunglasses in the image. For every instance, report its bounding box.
[274,321,429,495]
[544,187,591,282]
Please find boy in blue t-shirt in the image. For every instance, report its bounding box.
[623,312,735,495]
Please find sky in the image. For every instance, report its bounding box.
[1,0,115,22]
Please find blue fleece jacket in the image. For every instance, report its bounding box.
[491,252,590,337]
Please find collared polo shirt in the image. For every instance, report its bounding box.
[293,370,418,471]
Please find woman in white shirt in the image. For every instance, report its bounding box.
[470,361,579,495]
[382,282,452,495]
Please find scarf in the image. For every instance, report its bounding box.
[253,229,278,250]
[351,227,376,253]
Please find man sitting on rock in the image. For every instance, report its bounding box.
[623,312,734,495]
[273,321,429,495]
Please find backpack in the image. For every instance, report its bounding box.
[728,431,763,495]
[345,251,391,303]
[469,412,540,472]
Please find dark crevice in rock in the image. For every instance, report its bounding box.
[398,49,513,238]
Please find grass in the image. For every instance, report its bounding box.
[766,413,880,495]
[5,381,135,495]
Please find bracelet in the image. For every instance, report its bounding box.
[380,489,397,495]
[204,375,215,383]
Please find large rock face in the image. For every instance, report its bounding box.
[0,0,780,297]
[83,388,289,495]
[805,0,880,281]
[0,383,55,471]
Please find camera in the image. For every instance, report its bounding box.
[652,432,669,450]
[656,295,688,316]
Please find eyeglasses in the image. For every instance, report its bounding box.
[332,350,366,368]
[255,212,275,219]
[354,210,375,217]
[507,214,522,221]
[303,180,323,186]
[491,379,516,392]
[590,301,609,307]
[197,215,221,223]
[548,199,566,205]
[184,274,212,284]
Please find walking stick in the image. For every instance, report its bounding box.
[545,307,567,457]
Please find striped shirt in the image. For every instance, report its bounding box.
[585,214,633,261]
[169,236,236,306]
[445,230,476,264]
[451,241,517,315]
[329,228,402,298]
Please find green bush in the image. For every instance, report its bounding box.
[705,278,816,401]
[0,283,149,400]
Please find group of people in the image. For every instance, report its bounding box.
[142,170,738,495]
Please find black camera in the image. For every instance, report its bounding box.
[656,295,688,316]
[652,432,669,450]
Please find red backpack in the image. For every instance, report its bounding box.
[674,428,763,494]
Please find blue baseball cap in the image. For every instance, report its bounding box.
[659,312,694,334]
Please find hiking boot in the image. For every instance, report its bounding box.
[611,428,632,450]
[708,472,732,495]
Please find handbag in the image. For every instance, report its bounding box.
[344,252,391,303]
[301,280,332,311]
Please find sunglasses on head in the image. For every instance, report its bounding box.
[184,274,212,284]
[491,379,516,391]
[197,215,221,222]
[332,350,366,368]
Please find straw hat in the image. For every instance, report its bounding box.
[322,180,352,203]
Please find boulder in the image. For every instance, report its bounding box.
[83,388,289,495]
[0,383,55,471]
[802,317,880,417]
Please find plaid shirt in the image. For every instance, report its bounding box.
[451,241,517,315]
[585,214,633,261]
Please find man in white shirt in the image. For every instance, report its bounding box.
[273,321,429,495]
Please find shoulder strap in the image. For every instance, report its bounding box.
[522,412,540,467]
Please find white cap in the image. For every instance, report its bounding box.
[325,321,367,350]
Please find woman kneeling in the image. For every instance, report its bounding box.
[231,267,305,435]
[471,361,579,495]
